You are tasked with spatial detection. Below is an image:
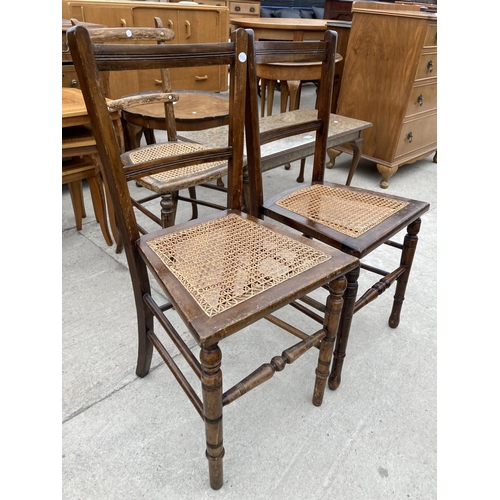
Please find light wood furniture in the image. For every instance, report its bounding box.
[62,87,120,246]
[62,0,230,97]
[68,23,359,490]
[121,90,230,149]
[229,16,349,113]
[334,1,437,188]
[230,16,329,41]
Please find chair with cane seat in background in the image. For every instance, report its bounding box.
[244,30,431,391]
[69,24,359,490]
[71,18,230,232]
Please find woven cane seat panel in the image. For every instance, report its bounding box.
[147,213,331,317]
[275,185,409,238]
[126,142,227,188]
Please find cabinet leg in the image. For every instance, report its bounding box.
[376,163,398,189]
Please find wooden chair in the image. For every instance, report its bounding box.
[244,30,431,391]
[68,24,359,489]
[71,18,228,232]
[62,125,113,246]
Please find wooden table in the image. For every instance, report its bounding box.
[230,17,332,41]
[180,109,372,185]
[229,17,351,114]
[62,87,122,246]
[62,87,124,155]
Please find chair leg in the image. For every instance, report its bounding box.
[122,119,143,151]
[160,191,179,228]
[188,186,199,220]
[87,174,113,246]
[67,180,86,229]
[102,176,123,253]
[280,80,289,113]
[313,275,347,406]
[260,78,267,117]
[135,297,155,378]
[265,79,275,117]
[201,344,224,490]
[328,264,360,391]
[287,80,301,112]
[389,218,422,328]
[144,128,156,145]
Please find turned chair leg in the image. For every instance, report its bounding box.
[329,264,360,391]
[313,275,347,406]
[160,191,179,228]
[201,344,224,490]
[68,180,86,229]
[389,218,422,328]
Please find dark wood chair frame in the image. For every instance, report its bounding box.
[68,24,359,490]
[244,30,431,391]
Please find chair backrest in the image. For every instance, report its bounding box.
[67,24,250,257]
[243,29,338,217]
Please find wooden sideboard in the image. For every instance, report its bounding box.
[335,1,437,188]
[62,0,230,97]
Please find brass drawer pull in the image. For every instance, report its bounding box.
[407,132,413,143]
[417,94,424,106]
[195,75,208,81]
[427,60,434,72]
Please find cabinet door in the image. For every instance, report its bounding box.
[67,3,139,98]
[72,4,134,28]
[133,7,228,92]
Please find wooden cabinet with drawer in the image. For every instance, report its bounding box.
[63,0,230,98]
[230,0,260,18]
[229,1,260,30]
[335,1,437,188]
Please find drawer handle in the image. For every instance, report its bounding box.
[167,19,174,30]
[235,5,241,11]
[71,79,78,88]
[185,20,191,39]
[195,75,208,81]
[417,94,424,106]
[427,60,434,73]
[250,7,255,12]
[407,132,413,144]
[120,19,127,27]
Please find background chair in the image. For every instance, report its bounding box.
[72,18,229,232]
[244,31,431,391]
[62,119,113,247]
[68,24,358,490]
